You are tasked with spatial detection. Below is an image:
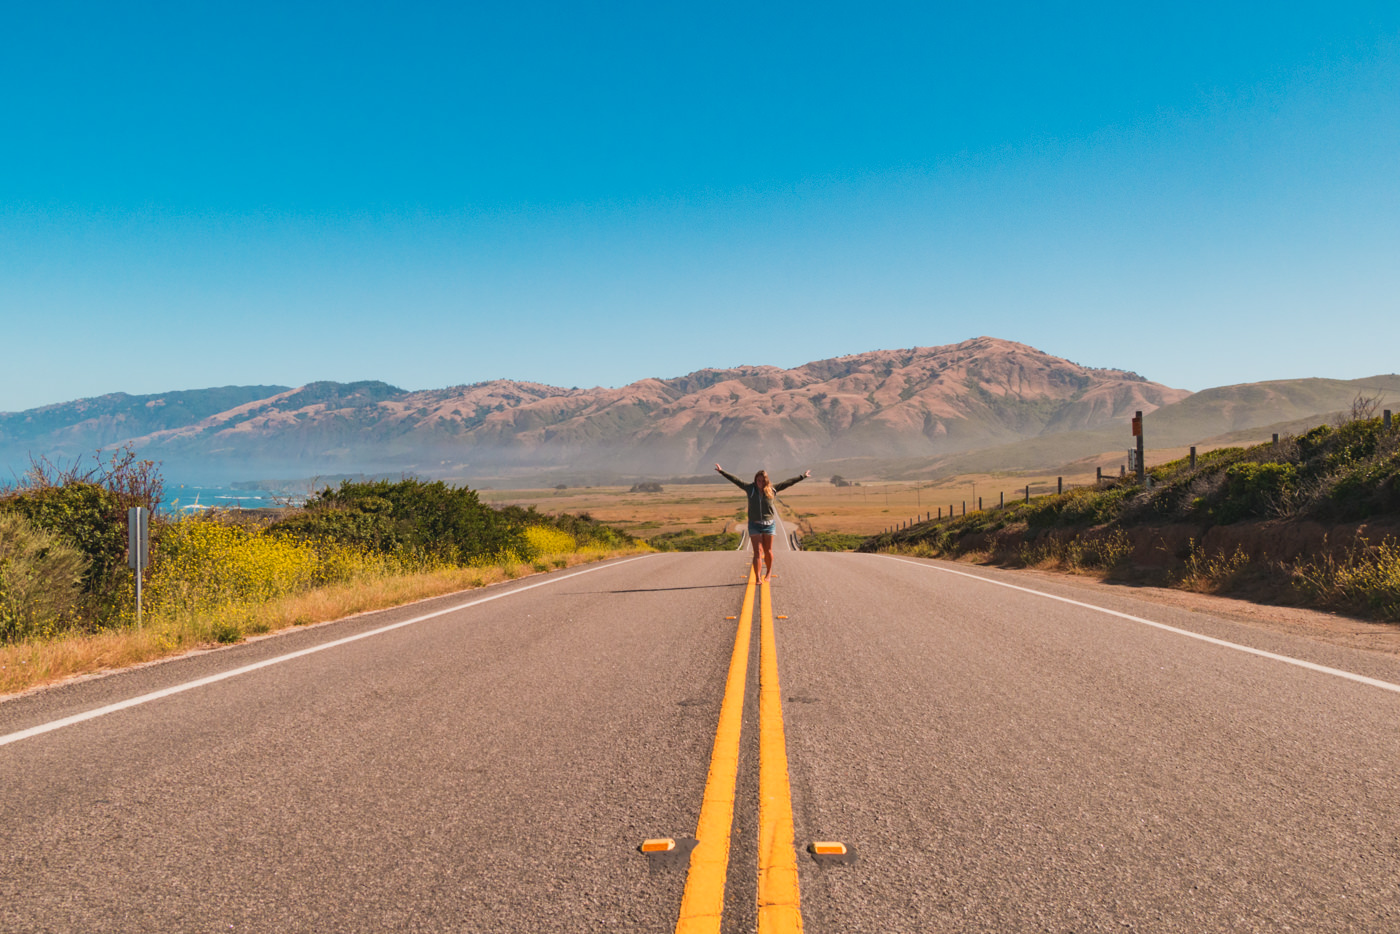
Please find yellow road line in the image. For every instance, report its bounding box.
[757,579,804,933]
[675,568,757,934]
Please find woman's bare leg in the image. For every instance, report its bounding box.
[758,534,776,580]
[750,535,763,580]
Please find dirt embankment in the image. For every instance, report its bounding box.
[1123,518,1400,568]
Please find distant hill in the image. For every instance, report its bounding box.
[4,340,1392,484]
[879,374,1400,479]
[0,385,290,474]
[0,338,1190,480]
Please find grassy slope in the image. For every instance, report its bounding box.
[866,374,1400,481]
[860,415,1400,620]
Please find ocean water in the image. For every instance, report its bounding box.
[164,485,307,513]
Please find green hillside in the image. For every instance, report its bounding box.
[863,412,1400,620]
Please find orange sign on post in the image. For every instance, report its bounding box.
[1131,415,1142,437]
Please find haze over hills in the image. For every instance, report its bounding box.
[2,337,1394,484]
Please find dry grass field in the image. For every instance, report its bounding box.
[477,444,1227,537]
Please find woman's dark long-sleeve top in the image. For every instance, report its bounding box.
[717,468,807,524]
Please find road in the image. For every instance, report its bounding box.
[2,551,1398,932]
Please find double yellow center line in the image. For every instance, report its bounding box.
[675,569,803,934]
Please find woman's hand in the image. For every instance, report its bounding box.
[714,463,723,472]
[802,469,811,478]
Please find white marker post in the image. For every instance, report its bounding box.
[127,506,149,630]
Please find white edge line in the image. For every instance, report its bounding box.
[0,554,656,748]
[880,554,1400,696]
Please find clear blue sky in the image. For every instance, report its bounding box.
[3,2,1398,411]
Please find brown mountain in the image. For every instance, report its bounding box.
[2,338,1191,479]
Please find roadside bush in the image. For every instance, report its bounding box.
[1180,540,1253,590]
[1215,462,1297,522]
[1292,536,1400,621]
[0,513,89,641]
[1018,529,1133,571]
[2,482,128,601]
[0,447,163,626]
[496,505,636,551]
[1023,485,1132,528]
[649,530,741,551]
[273,478,527,564]
[800,531,868,552]
[522,526,577,556]
[148,519,323,614]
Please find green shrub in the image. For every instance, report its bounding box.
[1292,536,1400,620]
[1018,529,1132,570]
[1023,486,1132,528]
[1216,462,1297,522]
[495,505,636,551]
[800,532,869,552]
[0,447,163,627]
[649,530,741,551]
[273,478,527,564]
[0,513,89,642]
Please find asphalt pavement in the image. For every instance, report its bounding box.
[2,550,1398,932]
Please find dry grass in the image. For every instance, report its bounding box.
[481,473,1100,537]
[476,445,1235,537]
[0,545,648,698]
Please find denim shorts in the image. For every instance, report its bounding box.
[747,520,777,537]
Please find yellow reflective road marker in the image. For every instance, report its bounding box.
[641,838,677,853]
[757,579,804,933]
[809,842,845,855]
[675,568,757,934]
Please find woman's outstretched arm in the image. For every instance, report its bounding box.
[773,469,812,493]
[714,464,750,490]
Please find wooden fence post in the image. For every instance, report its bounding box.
[1134,410,1145,486]
[1190,446,1197,469]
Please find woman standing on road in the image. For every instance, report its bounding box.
[715,464,811,582]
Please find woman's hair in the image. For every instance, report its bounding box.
[754,470,775,498]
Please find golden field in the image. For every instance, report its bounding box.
[479,444,1236,536]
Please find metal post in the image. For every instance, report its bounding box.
[1190,446,1197,469]
[127,506,149,631]
[1057,477,1063,495]
[961,501,965,516]
[1024,485,1030,503]
[977,497,982,511]
[1273,433,1279,445]
[1097,466,1102,482]
[1385,410,1392,429]
[999,491,1004,508]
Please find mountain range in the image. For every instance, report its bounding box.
[3,337,1396,484]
